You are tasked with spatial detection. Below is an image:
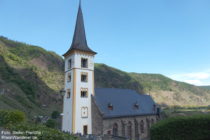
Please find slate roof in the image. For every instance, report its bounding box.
[63,3,96,56]
[94,88,157,118]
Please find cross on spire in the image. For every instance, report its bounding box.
[79,0,81,6]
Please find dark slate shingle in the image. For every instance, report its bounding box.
[63,4,96,56]
[94,88,156,118]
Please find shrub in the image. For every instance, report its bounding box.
[0,109,77,140]
[0,110,26,126]
[9,123,78,140]
[51,111,60,119]
[151,115,210,140]
[45,119,57,128]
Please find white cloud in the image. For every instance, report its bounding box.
[171,72,210,80]
[183,80,203,85]
[183,72,210,79]
[169,71,210,86]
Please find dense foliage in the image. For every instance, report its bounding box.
[151,115,210,140]
[0,110,78,140]
[0,110,26,126]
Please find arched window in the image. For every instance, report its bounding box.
[134,119,139,140]
[146,118,150,131]
[107,130,111,135]
[113,123,118,136]
[140,120,144,134]
[121,121,125,137]
[127,121,132,139]
[151,119,154,125]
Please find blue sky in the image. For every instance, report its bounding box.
[0,0,210,86]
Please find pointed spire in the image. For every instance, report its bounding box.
[64,1,96,57]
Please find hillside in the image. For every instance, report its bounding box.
[0,36,210,119]
[95,64,210,106]
[0,36,63,118]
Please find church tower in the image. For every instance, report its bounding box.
[62,2,96,134]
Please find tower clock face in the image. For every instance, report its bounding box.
[81,107,88,118]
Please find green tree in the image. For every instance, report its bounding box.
[45,119,57,129]
[51,111,60,119]
[0,110,26,126]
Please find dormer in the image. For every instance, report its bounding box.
[133,102,139,109]
[108,103,113,111]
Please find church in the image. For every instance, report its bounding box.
[62,2,159,140]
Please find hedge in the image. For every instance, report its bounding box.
[151,115,210,140]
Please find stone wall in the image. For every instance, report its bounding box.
[92,97,103,135]
[102,115,157,140]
